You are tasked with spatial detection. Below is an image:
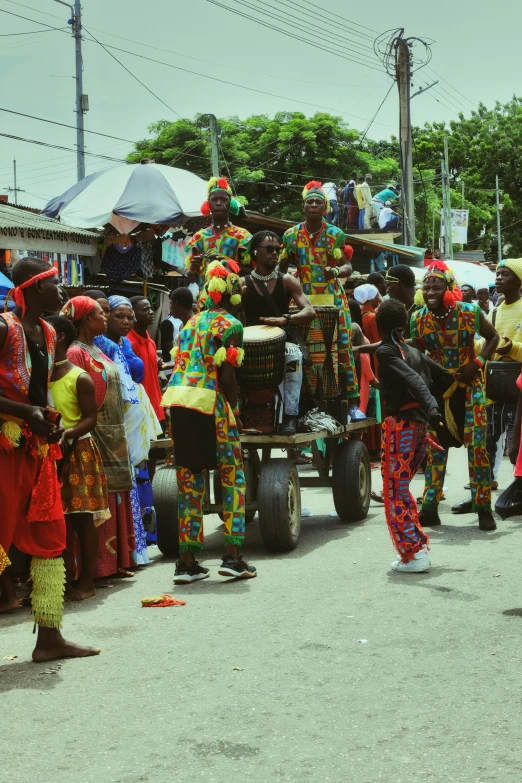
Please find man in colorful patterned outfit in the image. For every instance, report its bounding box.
[410,261,499,531]
[0,257,99,661]
[279,180,364,420]
[162,254,257,583]
[186,176,252,293]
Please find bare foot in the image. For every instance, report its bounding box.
[113,569,135,579]
[0,597,22,614]
[32,630,101,663]
[65,586,96,602]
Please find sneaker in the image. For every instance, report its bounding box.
[418,508,442,527]
[173,560,210,584]
[218,555,257,579]
[478,510,497,531]
[392,549,431,573]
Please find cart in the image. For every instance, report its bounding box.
[151,417,375,557]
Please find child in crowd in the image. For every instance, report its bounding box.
[46,315,110,601]
[375,300,451,573]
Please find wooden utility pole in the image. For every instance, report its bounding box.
[397,38,415,247]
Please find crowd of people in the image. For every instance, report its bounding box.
[1,173,521,662]
[321,175,400,231]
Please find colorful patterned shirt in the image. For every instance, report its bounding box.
[281,221,346,305]
[410,301,481,378]
[161,309,243,417]
[186,224,252,290]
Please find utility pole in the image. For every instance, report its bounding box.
[443,136,453,259]
[208,114,220,178]
[397,37,415,247]
[496,174,502,263]
[55,0,87,181]
[6,159,25,205]
[461,181,465,209]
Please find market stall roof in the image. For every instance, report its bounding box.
[346,234,426,266]
[0,203,100,256]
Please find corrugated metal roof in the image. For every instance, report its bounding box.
[0,203,100,238]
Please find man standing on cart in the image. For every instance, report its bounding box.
[161,254,257,584]
[186,177,252,294]
[242,230,316,435]
[279,180,365,420]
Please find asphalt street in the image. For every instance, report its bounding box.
[1,449,521,783]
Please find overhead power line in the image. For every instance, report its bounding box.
[205,0,387,74]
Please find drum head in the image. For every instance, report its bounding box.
[243,325,285,343]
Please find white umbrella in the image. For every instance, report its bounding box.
[414,260,495,289]
[42,163,207,229]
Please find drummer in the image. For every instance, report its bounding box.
[186,176,252,294]
[279,180,365,421]
[242,230,315,435]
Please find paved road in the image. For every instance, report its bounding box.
[1,450,521,783]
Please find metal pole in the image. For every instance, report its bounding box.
[13,159,17,206]
[397,38,415,247]
[208,114,220,178]
[74,0,85,181]
[54,0,86,182]
[461,181,465,209]
[441,157,447,257]
[496,174,502,263]
[443,136,453,259]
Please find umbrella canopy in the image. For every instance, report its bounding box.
[42,164,207,230]
[0,270,13,296]
[414,259,495,289]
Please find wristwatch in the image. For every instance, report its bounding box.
[283,313,292,326]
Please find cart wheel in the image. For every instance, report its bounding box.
[152,465,180,557]
[332,439,371,521]
[258,458,301,551]
[213,454,258,524]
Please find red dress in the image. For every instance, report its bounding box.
[127,329,165,422]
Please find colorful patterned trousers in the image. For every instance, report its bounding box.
[176,395,246,553]
[422,395,491,513]
[381,417,429,563]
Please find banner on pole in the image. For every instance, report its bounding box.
[442,209,469,244]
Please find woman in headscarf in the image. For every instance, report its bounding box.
[93,295,162,566]
[62,296,136,579]
[354,283,381,346]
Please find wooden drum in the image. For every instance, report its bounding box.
[237,325,286,391]
[292,305,340,399]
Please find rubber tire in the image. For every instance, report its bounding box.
[258,458,301,552]
[152,465,180,557]
[332,439,371,521]
[213,457,258,524]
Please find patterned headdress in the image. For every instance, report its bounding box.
[108,295,133,310]
[61,295,98,322]
[302,180,330,213]
[421,260,463,308]
[203,253,243,310]
[200,176,243,217]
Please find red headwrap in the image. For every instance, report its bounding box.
[344,244,354,261]
[8,267,58,317]
[61,295,97,322]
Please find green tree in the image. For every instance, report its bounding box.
[128,112,400,222]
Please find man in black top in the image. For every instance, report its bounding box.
[375,299,450,573]
[242,230,315,434]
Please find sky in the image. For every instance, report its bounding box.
[0,0,518,209]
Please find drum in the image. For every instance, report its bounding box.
[237,325,287,390]
[292,306,340,399]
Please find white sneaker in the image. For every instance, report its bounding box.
[391,548,430,573]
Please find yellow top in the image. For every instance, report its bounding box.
[488,299,522,362]
[49,365,85,430]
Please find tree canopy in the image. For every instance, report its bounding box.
[128,99,522,258]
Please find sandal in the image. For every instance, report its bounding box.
[141,594,186,608]
[371,491,385,504]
